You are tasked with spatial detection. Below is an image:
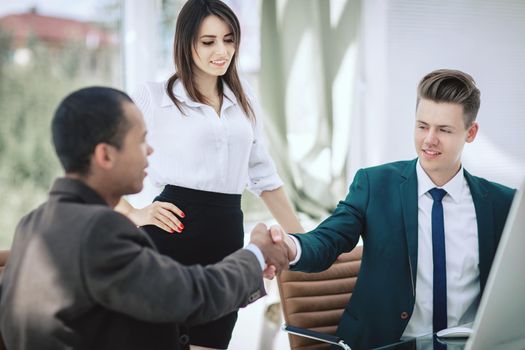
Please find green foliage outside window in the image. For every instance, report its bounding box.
[0,28,120,247]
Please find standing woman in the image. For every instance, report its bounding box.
[117,0,303,349]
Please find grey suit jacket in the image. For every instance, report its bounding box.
[0,178,264,350]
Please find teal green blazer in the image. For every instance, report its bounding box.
[292,159,515,350]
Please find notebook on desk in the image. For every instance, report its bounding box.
[464,179,525,350]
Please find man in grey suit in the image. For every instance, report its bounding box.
[0,87,289,350]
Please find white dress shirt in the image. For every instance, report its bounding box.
[402,161,479,337]
[132,79,283,196]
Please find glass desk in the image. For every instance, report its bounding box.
[374,333,467,350]
[283,325,469,350]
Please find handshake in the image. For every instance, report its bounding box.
[249,223,298,279]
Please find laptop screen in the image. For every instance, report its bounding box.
[466,179,525,350]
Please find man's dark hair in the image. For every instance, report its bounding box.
[52,87,133,175]
[417,69,481,128]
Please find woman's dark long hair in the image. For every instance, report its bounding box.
[166,0,255,120]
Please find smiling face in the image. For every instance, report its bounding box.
[191,15,236,80]
[414,98,479,186]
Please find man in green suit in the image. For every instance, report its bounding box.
[280,69,515,349]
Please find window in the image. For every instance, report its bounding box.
[0,0,123,247]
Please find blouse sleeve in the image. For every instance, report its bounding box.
[244,82,284,196]
[130,83,155,127]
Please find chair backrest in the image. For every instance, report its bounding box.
[277,245,363,350]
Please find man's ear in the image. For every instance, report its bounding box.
[92,143,117,170]
[466,122,479,143]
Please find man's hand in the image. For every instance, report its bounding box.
[249,223,290,279]
[265,224,297,263]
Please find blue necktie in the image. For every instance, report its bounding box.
[429,188,448,333]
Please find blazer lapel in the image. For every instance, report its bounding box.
[464,170,494,292]
[400,159,419,296]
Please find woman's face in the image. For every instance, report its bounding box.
[192,15,236,79]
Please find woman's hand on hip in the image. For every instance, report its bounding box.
[128,201,185,233]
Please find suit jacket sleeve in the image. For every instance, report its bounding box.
[291,169,368,272]
[80,210,264,325]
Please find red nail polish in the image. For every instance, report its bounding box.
[179,223,184,229]
[180,212,186,218]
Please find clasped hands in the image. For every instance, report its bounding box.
[249,223,297,279]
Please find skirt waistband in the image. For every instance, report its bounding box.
[158,185,241,207]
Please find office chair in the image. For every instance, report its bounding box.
[277,245,363,350]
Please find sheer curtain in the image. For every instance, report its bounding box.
[260,0,361,219]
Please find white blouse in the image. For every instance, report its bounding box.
[131,79,283,196]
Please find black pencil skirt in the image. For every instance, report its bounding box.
[142,185,244,349]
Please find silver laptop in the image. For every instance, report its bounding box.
[465,179,525,350]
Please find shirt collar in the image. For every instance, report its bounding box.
[161,79,199,108]
[416,159,464,203]
[221,82,237,110]
[161,79,238,111]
